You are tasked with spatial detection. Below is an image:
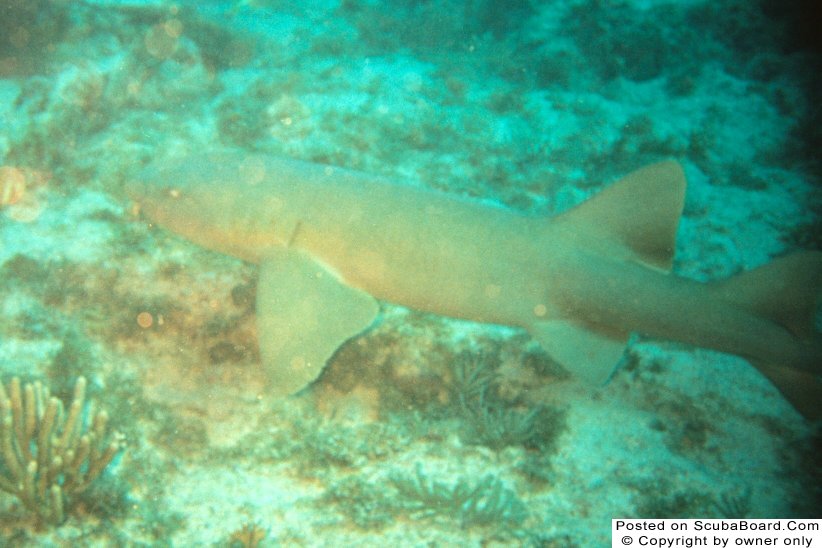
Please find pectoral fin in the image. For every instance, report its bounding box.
[529,320,627,385]
[256,248,379,396]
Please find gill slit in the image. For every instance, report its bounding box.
[287,220,303,248]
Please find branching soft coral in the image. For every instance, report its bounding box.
[0,376,123,526]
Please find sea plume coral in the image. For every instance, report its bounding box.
[0,376,123,526]
[390,463,527,528]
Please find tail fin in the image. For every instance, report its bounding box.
[757,363,822,421]
[716,251,822,420]
[715,251,822,340]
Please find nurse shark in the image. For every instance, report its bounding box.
[126,150,822,419]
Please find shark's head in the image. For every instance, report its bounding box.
[126,151,275,262]
[126,157,217,238]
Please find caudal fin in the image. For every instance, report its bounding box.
[715,251,822,341]
[715,251,822,419]
[757,363,822,421]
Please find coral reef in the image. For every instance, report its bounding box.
[227,522,268,548]
[390,463,527,528]
[322,475,397,530]
[711,488,752,519]
[324,460,529,533]
[447,351,566,451]
[0,376,123,526]
[447,351,500,409]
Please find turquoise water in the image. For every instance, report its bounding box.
[0,1,819,545]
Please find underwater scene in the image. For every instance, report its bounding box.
[0,0,820,545]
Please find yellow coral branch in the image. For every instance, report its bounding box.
[0,376,124,526]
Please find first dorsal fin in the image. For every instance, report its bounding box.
[556,161,686,272]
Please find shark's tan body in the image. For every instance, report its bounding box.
[127,151,822,418]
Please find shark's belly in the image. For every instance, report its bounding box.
[303,214,546,328]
